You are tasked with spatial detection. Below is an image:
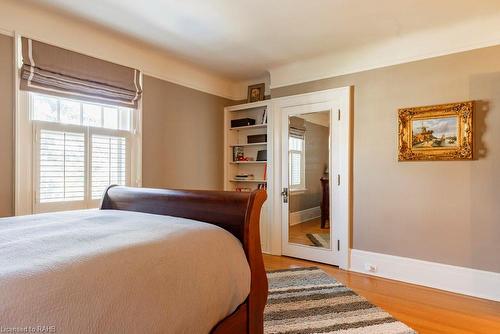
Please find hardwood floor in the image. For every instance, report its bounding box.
[288,218,330,246]
[263,254,500,334]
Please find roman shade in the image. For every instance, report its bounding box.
[20,37,142,108]
[289,126,305,139]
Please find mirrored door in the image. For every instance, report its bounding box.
[281,103,337,265]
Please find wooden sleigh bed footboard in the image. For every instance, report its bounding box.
[100,185,268,334]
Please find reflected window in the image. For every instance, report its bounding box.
[289,130,305,190]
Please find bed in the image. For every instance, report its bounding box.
[0,186,268,334]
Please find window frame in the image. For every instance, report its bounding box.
[15,89,142,215]
[32,111,133,214]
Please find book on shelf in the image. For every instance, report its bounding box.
[260,108,268,124]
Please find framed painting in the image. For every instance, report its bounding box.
[398,101,473,161]
[247,83,265,103]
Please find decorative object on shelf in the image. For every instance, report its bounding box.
[260,108,268,124]
[235,187,252,192]
[398,101,474,161]
[231,118,256,128]
[247,83,265,103]
[256,150,267,161]
[247,134,267,144]
[232,146,244,161]
[237,155,250,161]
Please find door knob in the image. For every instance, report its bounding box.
[281,187,288,203]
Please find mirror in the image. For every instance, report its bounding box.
[288,111,331,249]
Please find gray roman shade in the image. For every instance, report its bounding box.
[289,127,306,139]
[20,37,142,108]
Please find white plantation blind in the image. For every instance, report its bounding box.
[289,135,305,189]
[92,135,127,199]
[290,152,302,186]
[39,129,85,202]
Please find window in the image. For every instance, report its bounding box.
[32,93,132,130]
[289,134,305,191]
[31,93,134,212]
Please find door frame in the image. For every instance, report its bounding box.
[270,87,351,269]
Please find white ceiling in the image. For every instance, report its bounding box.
[29,0,500,81]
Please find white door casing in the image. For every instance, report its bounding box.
[270,87,351,269]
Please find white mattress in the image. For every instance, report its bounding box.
[0,209,251,334]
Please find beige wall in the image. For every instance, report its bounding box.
[272,45,500,273]
[0,34,13,217]
[142,75,231,190]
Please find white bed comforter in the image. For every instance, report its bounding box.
[0,209,250,334]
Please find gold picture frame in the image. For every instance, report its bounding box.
[398,101,473,161]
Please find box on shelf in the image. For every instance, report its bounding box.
[247,134,267,144]
[231,118,256,128]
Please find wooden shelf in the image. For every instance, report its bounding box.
[230,161,267,164]
[229,142,267,147]
[225,100,269,112]
[229,179,267,183]
[229,124,267,131]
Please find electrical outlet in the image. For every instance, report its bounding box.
[364,263,377,273]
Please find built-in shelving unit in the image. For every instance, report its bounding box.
[224,99,273,252]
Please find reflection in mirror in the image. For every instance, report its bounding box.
[288,111,331,249]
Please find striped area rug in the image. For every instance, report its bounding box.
[306,233,330,248]
[265,267,416,334]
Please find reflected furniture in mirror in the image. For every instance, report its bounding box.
[320,176,329,229]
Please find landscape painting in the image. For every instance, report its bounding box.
[411,116,458,149]
[398,101,473,161]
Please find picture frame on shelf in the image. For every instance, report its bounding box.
[247,83,265,103]
[232,146,245,161]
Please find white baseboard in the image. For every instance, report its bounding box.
[350,249,500,302]
[289,206,321,226]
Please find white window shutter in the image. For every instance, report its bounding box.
[39,129,85,202]
[91,135,127,199]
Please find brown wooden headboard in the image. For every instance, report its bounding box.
[100,185,265,247]
[100,185,268,333]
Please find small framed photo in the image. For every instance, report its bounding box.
[247,83,265,103]
[398,101,473,161]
